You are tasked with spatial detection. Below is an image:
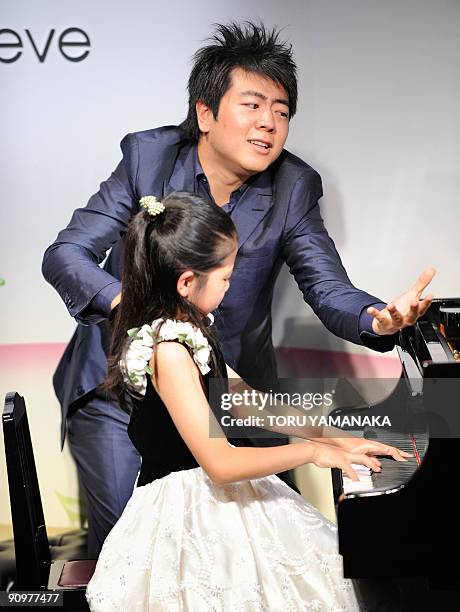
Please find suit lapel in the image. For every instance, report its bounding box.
[162,143,196,197]
[231,170,274,250]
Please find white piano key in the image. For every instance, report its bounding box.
[342,463,374,494]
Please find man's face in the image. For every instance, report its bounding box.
[198,68,290,179]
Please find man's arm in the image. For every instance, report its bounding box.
[42,133,139,325]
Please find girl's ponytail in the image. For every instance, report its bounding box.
[104,192,236,409]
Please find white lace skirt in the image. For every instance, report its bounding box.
[86,468,359,611]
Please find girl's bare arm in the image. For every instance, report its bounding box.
[151,343,378,484]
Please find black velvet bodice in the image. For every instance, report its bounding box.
[127,340,228,487]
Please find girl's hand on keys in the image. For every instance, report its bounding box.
[323,437,412,462]
[310,441,383,482]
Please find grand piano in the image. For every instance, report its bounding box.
[330,298,460,605]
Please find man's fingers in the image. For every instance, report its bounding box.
[366,306,381,318]
[367,306,390,329]
[404,300,420,325]
[406,295,434,325]
[398,304,418,327]
[386,296,432,331]
[412,267,436,297]
[418,295,434,317]
[387,304,404,327]
[368,269,436,334]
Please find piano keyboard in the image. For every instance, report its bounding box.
[342,427,428,495]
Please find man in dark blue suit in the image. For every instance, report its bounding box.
[42,22,434,557]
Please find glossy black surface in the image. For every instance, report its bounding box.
[333,299,460,584]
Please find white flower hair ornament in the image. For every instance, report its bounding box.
[120,315,214,396]
[140,195,165,216]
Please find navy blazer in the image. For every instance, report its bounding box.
[42,126,393,445]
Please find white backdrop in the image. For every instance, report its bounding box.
[1,0,459,525]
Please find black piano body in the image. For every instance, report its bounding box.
[331,298,460,585]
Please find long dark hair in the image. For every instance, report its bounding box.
[179,21,298,143]
[106,191,237,408]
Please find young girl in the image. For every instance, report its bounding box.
[86,191,408,611]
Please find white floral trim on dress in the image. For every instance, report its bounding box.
[120,314,214,396]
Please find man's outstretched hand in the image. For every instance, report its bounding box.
[367,267,436,336]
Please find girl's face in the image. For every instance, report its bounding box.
[183,244,237,315]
